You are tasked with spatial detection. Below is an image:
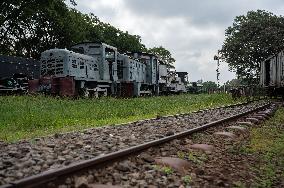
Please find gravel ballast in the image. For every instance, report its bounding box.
[53,103,276,188]
[0,101,268,185]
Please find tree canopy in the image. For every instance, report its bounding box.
[0,0,73,58]
[148,46,176,67]
[220,10,284,81]
[0,0,172,62]
[202,81,218,90]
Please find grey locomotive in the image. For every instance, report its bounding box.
[31,42,188,97]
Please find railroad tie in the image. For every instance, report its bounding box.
[226,126,247,133]
[237,121,254,126]
[189,144,215,153]
[154,157,191,175]
[213,131,236,139]
[246,117,260,124]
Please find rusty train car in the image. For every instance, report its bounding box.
[28,42,188,97]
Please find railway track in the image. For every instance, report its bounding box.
[0,100,276,187]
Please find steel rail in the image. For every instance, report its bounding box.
[1,101,270,188]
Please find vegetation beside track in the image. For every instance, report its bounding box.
[247,107,284,187]
[0,93,244,142]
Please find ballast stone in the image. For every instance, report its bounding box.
[116,161,132,172]
[89,184,122,188]
[139,153,154,163]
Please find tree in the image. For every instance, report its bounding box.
[202,81,218,90]
[225,79,241,88]
[0,0,78,59]
[220,10,284,82]
[0,0,147,58]
[0,0,171,60]
[148,46,175,67]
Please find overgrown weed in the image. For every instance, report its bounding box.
[0,93,244,141]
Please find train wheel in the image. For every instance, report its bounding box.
[80,88,90,98]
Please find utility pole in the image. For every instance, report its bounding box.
[214,50,220,88]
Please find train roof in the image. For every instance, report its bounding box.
[41,49,95,60]
[127,51,158,58]
[117,53,144,63]
[176,72,188,75]
[71,42,117,51]
[262,50,284,63]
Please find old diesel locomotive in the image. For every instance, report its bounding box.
[30,42,188,97]
[260,50,284,97]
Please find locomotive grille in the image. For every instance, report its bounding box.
[117,60,123,80]
[41,59,64,76]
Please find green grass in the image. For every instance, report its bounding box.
[152,165,174,175]
[182,175,192,186]
[0,93,243,142]
[247,108,284,187]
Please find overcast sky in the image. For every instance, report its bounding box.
[71,0,284,84]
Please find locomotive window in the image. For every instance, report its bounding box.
[71,59,77,68]
[56,59,63,63]
[89,46,101,55]
[106,51,115,59]
[41,70,46,75]
[80,60,85,69]
[79,47,84,54]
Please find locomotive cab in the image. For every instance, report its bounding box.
[71,42,118,82]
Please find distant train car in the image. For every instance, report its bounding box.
[127,52,160,96]
[260,50,284,97]
[117,54,149,97]
[158,68,188,94]
[0,55,40,93]
[0,55,40,79]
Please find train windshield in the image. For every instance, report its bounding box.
[105,48,116,62]
[89,46,101,55]
[71,47,84,54]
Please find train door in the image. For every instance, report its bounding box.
[271,58,277,86]
[85,63,88,78]
[281,53,284,87]
[105,47,117,81]
[265,60,270,86]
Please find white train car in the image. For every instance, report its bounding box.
[260,50,284,96]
